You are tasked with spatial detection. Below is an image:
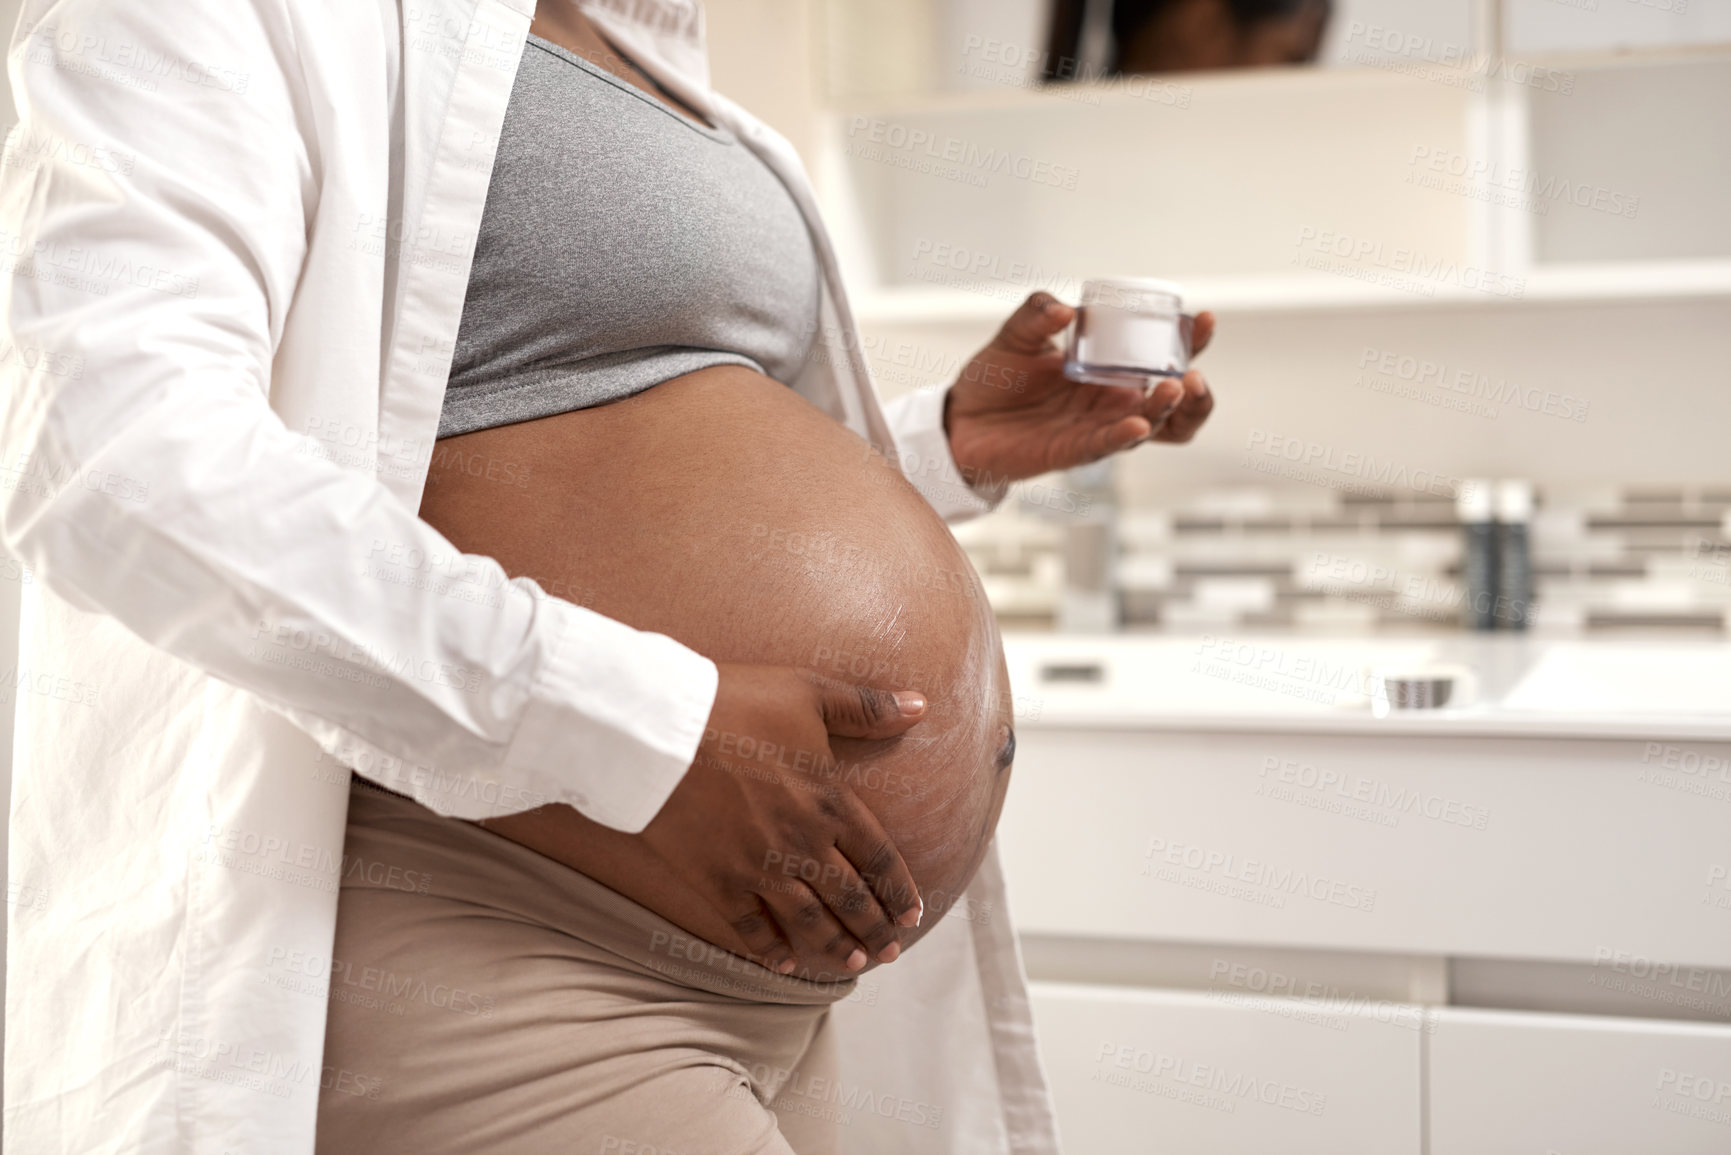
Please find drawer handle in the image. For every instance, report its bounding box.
[1039,662,1105,684]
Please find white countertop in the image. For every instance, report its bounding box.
[1003,632,1731,740]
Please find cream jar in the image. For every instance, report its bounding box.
[1062,277,1192,386]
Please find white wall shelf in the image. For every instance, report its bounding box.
[852,259,1731,326]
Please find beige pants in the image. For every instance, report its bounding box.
[315,780,853,1155]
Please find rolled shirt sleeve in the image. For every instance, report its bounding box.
[499,588,718,831]
[882,384,1009,524]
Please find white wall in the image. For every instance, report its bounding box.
[1529,58,1731,262]
[1506,0,1731,55]
[1317,0,1477,66]
[702,0,825,157]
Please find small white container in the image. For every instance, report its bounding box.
[1062,277,1192,386]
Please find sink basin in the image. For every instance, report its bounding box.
[1005,633,1438,717]
[1002,633,1731,739]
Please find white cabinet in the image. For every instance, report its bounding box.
[1429,1007,1731,1154]
[997,720,1731,967]
[995,684,1731,1151]
[1029,981,1422,1153]
[1026,990,1731,1153]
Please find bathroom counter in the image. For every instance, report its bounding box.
[1002,632,1731,741]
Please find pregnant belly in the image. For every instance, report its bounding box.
[417,365,1013,965]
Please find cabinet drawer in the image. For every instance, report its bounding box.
[1429,1007,1731,1154]
[999,728,1731,966]
[1029,981,1421,1154]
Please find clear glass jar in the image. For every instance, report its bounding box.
[1062,277,1192,386]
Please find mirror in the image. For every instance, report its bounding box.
[1042,0,1335,79]
[823,0,1728,102]
[821,0,1483,101]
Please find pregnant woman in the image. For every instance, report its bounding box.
[316,10,1212,1151]
[0,2,1212,1154]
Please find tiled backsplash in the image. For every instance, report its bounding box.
[954,483,1731,634]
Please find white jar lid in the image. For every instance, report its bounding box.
[1090,275,1185,300]
[1495,479,1534,522]
[1456,479,1494,521]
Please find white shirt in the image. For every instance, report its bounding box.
[0,0,1058,1151]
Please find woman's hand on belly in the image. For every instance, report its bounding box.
[640,662,928,976]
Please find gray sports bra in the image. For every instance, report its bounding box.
[437,34,822,439]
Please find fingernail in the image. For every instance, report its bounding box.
[893,691,926,716]
[896,897,922,927]
[777,957,798,975]
[877,940,901,964]
[845,948,867,971]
